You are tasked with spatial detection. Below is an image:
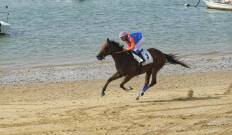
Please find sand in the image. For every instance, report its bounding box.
[0,71,232,135]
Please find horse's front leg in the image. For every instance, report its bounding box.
[101,72,122,96]
[120,75,134,91]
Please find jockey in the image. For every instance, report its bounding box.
[119,31,145,62]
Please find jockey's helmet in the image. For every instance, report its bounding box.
[119,31,128,38]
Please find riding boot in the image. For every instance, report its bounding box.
[133,50,144,74]
[136,50,144,63]
[139,53,145,63]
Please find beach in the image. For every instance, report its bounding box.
[0,71,232,135]
[0,0,232,134]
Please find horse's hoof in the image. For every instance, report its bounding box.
[101,92,105,97]
[141,92,144,96]
[125,88,132,91]
[122,86,133,91]
[136,96,140,100]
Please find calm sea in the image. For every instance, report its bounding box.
[0,0,232,84]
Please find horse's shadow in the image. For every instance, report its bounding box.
[140,96,221,103]
[138,95,231,113]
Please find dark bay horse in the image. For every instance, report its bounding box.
[96,38,189,100]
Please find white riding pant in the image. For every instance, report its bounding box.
[134,37,144,52]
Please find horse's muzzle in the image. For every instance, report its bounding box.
[96,54,104,60]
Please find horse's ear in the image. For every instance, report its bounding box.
[107,38,110,43]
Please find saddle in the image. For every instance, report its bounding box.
[132,49,153,66]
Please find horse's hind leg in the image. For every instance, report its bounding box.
[136,70,152,100]
[102,72,122,96]
[120,75,134,91]
[145,70,152,86]
[149,66,163,87]
[149,70,157,87]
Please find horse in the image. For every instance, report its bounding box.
[96,38,189,100]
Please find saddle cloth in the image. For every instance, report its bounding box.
[132,49,153,66]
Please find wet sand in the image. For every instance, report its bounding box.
[0,71,232,135]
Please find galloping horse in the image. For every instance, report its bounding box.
[96,38,189,100]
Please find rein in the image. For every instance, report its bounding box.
[112,50,130,55]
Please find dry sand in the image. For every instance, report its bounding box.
[0,71,232,135]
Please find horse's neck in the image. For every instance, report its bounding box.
[111,52,134,66]
[112,52,126,62]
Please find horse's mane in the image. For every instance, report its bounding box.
[109,40,124,50]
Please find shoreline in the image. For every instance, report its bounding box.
[0,52,232,85]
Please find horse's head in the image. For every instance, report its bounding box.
[96,38,123,60]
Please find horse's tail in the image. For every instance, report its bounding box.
[164,54,190,68]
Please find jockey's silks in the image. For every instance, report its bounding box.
[127,32,143,51]
[129,32,143,44]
